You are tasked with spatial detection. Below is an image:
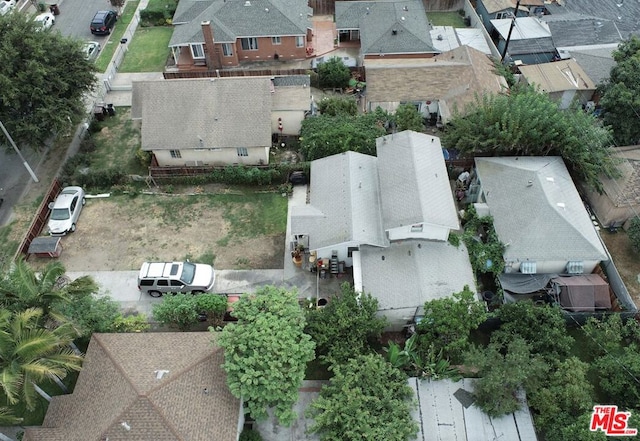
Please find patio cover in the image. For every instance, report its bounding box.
[552,274,611,312]
[498,273,555,294]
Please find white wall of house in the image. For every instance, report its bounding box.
[504,259,600,275]
[387,223,450,242]
[151,146,270,166]
[271,112,305,136]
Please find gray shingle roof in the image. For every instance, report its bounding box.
[132,78,272,151]
[291,151,387,249]
[543,15,622,48]
[336,0,437,55]
[360,240,476,311]
[23,333,239,441]
[272,75,310,87]
[171,0,311,46]
[376,131,459,230]
[475,157,608,262]
[568,46,617,85]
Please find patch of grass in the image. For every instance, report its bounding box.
[89,108,143,175]
[95,2,140,73]
[234,257,251,269]
[428,11,467,27]
[0,223,18,273]
[217,193,288,238]
[119,27,173,72]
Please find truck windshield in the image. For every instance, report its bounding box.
[181,262,196,284]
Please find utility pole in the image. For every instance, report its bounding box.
[500,0,521,62]
[0,120,39,183]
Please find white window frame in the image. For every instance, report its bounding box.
[271,36,281,45]
[222,43,233,56]
[170,150,182,159]
[295,36,304,48]
[237,147,248,157]
[190,44,205,59]
[240,38,258,51]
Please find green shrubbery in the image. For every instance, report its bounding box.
[139,0,177,27]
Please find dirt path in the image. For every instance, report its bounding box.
[601,230,640,309]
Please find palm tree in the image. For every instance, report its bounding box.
[0,308,83,411]
[0,258,97,323]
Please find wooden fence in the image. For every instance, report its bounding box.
[163,68,310,80]
[14,178,62,261]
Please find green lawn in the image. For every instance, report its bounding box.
[118,27,173,72]
[428,11,468,28]
[95,1,140,73]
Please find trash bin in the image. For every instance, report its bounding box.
[106,103,116,116]
[49,4,60,15]
[93,105,105,121]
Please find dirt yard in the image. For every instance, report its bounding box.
[28,190,287,271]
[601,229,640,307]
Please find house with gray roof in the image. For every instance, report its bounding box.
[168,0,312,72]
[475,0,532,35]
[131,76,310,167]
[409,378,538,441]
[24,333,242,441]
[491,16,557,64]
[335,0,438,64]
[473,156,608,275]
[291,130,476,330]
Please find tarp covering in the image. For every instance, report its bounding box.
[552,274,611,312]
[498,273,556,294]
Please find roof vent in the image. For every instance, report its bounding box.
[437,34,443,40]
[403,5,408,10]
[265,7,269,12]
[244,0,251,6]
[155,369,170,379]
[392,29,398,35]
[121,422,131,431]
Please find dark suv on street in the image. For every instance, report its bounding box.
[90,10,117,35]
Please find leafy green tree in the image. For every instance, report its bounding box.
[465,337,549,416]
[528,357,594,433]
[543,411,608,441]
[385,335,460,380]
[218,286,315,426]
[317,97,357,116]
[442,85,618,191]
[0,308,83,411]
[194,294,228,327]
[0,13,96,148]
[308,353,418,441]
[299,112,387,160]
[152,294,200,331]
[627,217,640,253]
[581,313,640,357]
[594,345,640,409]
[395,103,424,132]
[317,57,351,89]
[111,314,150,333]
[599,36,640,146]
[55,295,121,337]
[0,258,98,322]
[415,286,487,363]
[305,283,385,365]
[491,301,574,363]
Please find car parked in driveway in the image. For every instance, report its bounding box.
[138,261,216,297]
[90,10,116,35]
[34,12,55,30]
[47,186,85,236]
[82,41,101,61]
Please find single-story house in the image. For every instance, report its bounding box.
[518,59,596,108]
[291,131,477,330]
[131,76,310,167]
[168,0,312,72]
[335,0,439,64]
[580,146,640,228]
[364,45,508,123]
[23,333,242,441]
[473,156,608,275]
[490,16,557,65]
[409,378,538,441]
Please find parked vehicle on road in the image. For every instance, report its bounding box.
[0,0,16,16]
[33,12,55,30]
[90,10,116,35]
[47,186,85,236]
[138,261,216,297]
[82,41,101,61]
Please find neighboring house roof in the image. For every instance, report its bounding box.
[376,131,458,231]
[491,17,552,40]
[455,28,493,55]
[544,0,640,40]
[291,151,387,250]
[23,333,239,441]
[360,240,476,312]
[132,78,272,151]
[409,378,538,441]
[519,59,596,93]
[542,14,622,47]
[271,76,311,112]
[475,156,608,263]
[598,146,640,208]
[481,0,529,14]
[430,26,459,53]
[567,46,617,85]
[335,0,437,55]
[170,0,311,46]
[365,45,507,121]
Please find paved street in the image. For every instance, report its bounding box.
[52,0,117,42]
[0,145,42,226]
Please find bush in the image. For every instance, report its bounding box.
[239,429,263,441]
[136,148,152,168]
[74,168,126,189]
[627,217,640,253]
[317,57,350,89]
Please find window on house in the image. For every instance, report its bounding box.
[495,12,512,19]
[240,38,258,50]
[295,36,304,47]
[272,36,281,45]
[566,261,584,274]
[410,224,423,233]
[237,147,248,157]
[190,44,205,59]
[170,150,182,158]
[520,261,537,274]
[222,43,233,56]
